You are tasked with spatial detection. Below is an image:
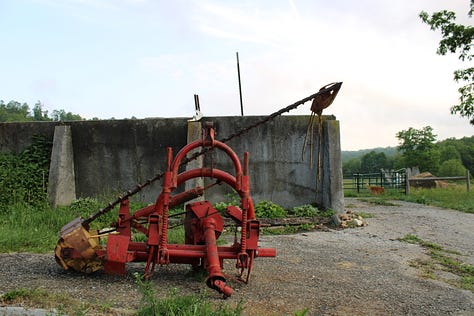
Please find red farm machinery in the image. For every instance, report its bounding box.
[55,123,276,297]
[54,82,342,297]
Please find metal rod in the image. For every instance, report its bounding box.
[236,52,244,116]
[194,94,200,112]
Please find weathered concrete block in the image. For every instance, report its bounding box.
[48,125,76,207]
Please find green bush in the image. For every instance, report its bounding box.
[318,208,336,218]
[254,200,287,218]
[0,135,52,207]
[288,204,319,217]
[214,193,240,212]
[438,159,466,176]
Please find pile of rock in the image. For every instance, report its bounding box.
[339,210,368,228]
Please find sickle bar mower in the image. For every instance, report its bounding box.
[55,123,276,297]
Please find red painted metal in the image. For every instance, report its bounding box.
[56,123,275,297]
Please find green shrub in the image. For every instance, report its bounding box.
[288,204,319,217]
[69,197,103,213]
[214,193,240,212]
[317,208,335,218]
[254,200,287,218]
[438,159,466,176]
[0,135,52,207]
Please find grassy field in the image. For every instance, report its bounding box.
[400,186,474,213]
[344,183,474,213]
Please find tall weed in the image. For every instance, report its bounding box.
[0,135,52,207]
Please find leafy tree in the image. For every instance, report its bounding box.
[436,135,474,176]
[0,99,84,122]
[360,151,390,173]
[0,100,32,122]
[51,109,83,121]
[393,154,406,171]
[438,159,466,176]
[32,101,51,121]
[420,1,474,124]
[438,144,461,162]
[396,126,440,172]
[397,126,437,152]
[342,157,361,177]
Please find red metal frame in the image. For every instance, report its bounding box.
[99,123,275,297]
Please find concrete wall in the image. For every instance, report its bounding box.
[70,118,188,202]
[206,115,342,210]
[0,115,343,212]
[0,121,58,154]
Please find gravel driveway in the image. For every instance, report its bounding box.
[0,198,473,315]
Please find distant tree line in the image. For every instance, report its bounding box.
[0,100,84,122]
[343,126,474,178]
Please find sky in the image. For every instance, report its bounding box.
[0,0,473,150]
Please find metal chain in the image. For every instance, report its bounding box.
[83,82,342,225]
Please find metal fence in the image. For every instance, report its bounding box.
[344,169,407,194]
[406,170,471,193]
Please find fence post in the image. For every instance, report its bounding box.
[356,173,360,193]
[405,168,411,195]
[467,169,470,192]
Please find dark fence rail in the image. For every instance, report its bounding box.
[344,169,471,195]
[344,169,407,194]
[406,170,471,193]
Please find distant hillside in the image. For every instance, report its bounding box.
[342,147,398,163]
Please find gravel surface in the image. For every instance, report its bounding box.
[1,198,473,315]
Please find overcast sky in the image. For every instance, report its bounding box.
[1,0,472,150]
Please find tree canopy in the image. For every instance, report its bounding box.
[396,126,440,173]
[343,127,472,176]
[420,1,474,124]
[0,100,84,122]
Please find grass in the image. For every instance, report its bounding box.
[353,211,375,218]
[356,198,399,206]
[0,197,186,253]
[1,184,472,253]
[134,273,244,316]
[345,183,474,214]
[0,202,79,253]
[0,287,116,315]
[0,280,246,316]
[262,223,317,235]
[398,234,474,292]
[400,185,474,213]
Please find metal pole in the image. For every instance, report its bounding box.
[236,52,244,116]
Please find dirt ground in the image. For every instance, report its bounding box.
[1,198,473,315]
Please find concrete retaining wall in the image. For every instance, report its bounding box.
[0,115,343,212]
[207,115,342,210]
